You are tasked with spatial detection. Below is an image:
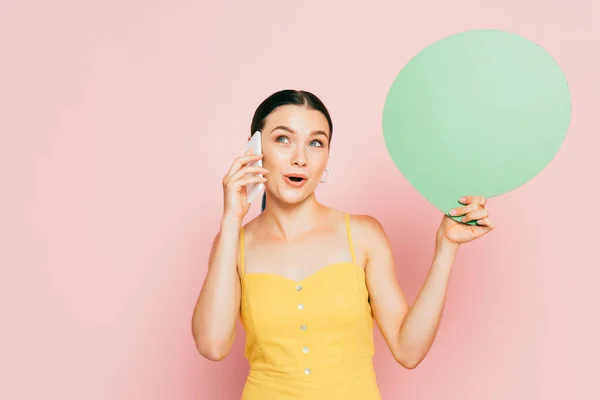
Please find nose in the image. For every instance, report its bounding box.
[291,146,307,167]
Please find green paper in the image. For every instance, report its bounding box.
[382,29,571,224]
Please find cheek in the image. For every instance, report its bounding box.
[309,150,329,169]
[262,147,288,170]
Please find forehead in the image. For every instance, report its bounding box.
[263,105,330,135]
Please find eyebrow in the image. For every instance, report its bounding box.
[269,125,329,139]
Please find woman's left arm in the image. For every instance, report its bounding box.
[359,196,495,369]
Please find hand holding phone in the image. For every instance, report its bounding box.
[221,131,267,221]
[244,131,265,204]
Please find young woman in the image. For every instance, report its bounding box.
[192,89,496,399]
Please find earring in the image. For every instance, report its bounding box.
[320,168,331,183]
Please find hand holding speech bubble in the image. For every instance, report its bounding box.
[382,29,571,225]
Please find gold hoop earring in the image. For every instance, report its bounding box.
[320,168,330,183]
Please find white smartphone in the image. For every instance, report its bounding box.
[244,131,264,204]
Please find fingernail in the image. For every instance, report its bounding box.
[459,197,465,203]
[450,209,456,215]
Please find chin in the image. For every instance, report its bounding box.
[276,188,313,206]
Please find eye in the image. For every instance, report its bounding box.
[310,139,323,147]
[275,135,290,144]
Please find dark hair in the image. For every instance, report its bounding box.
[250,89,333,212]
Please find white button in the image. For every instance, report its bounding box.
[304,368,311,375]
[298,303,304,310]
[302,347,309,354]
[296,285,303,291]
[300,324,307,331]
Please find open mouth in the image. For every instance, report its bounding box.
[284,174,308,186]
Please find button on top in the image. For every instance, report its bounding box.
[297,303,304,310]
[300,324,307,331]
[296,284,303,291]
[302,346,309,354]
[304,368,311,375]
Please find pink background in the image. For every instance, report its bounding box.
[2,0,599,399]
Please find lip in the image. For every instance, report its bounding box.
[284,173,308,180]
[283,173,308,188]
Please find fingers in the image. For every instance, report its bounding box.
[228,165,269,182]
[451,195,489,216]
[229,174,267,192]
[461,208,488,223]
[450,196,494,228]
[224,150,263,179]
[474,217,496,229]
[458,196,487,206]
[449,202,482,217]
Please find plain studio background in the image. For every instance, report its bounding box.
[1,1,599,399]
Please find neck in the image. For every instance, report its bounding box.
[259,192,325,241]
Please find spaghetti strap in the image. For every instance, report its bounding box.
[344,213,357,264]
[239,226,245,275]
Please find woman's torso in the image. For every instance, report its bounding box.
[238,212,381,399]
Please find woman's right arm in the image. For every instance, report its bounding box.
[191,150,267,361]
[192,215,243,361]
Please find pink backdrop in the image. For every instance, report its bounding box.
[2,0,599,399]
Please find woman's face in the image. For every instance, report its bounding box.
[258,104,331,207]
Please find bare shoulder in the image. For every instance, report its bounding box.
[347,213,389,241]
[240,213,264,237]
[346,213,392,264]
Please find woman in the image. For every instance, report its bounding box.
[192,89,496,399]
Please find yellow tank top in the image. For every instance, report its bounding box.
[238,213,382,399]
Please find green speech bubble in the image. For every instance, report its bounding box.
[382,29,571,224]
